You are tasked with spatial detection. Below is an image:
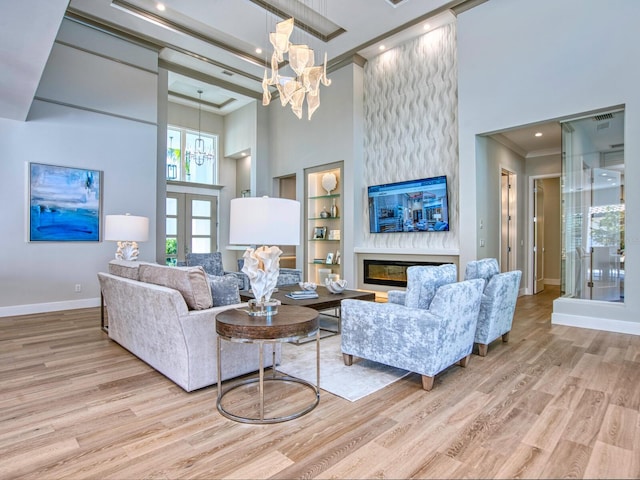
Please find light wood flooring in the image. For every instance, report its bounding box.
[1,286,640,479]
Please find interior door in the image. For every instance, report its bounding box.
[533,179,545,293]
[500,170,516,272]
[165,193,218,265]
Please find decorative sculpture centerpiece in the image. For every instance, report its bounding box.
[325,278,348,294]
[241,245,283,316]
[298,282,317,291]
[229,196,301,317]
[321,172,337,195]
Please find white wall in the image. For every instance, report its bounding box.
[458,0,640,333]
[476,136,527,279]
[267,63,364,284]
[0,19,158,316]
[224,102,256,159]
[526,153,561,177]
[221,102,258,268]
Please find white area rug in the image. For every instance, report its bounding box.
[278,334,410,402]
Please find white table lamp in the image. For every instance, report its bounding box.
[105,214,149,261]
[229,196,300,316]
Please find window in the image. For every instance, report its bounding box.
[166,127,218,184]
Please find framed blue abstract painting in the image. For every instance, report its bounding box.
[29,163,102,242]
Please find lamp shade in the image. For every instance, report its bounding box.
[104,214,149,242]
[229,197,300,246]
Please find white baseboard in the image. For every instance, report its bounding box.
[0,298,101,318]
[544,278,560,286]
[552,312,640,336]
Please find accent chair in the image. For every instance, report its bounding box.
[341,277,485,391]
[387,263,457,306]
[464,258,522,356]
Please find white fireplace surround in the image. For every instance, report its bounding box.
[355,248,459,292]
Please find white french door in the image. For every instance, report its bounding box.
[165,193,218,265]
[500,169,517,273]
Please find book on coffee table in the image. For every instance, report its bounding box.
[285,291,320,300]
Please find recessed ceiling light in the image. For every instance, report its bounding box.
[255,48,262,54]
[379,45,386,51]
[423,23,431,30]
[156,3,166,11]
[534,132,543,137]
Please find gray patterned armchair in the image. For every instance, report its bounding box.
[182,253,247,291]
[464,258,522,356]
[387,263,457,306]
[341,274,485,391]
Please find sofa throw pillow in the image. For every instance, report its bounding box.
[404,263,457,310]
[209,275,241,307]
[138,264,213,310]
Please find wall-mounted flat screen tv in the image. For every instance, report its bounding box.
[368,175,449,233]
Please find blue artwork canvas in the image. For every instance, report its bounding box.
[29,163,102,242]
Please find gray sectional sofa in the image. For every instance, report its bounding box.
[99,260,280,392]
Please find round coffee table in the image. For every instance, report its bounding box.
[215,305,320,424]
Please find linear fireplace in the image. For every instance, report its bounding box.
[363,259,450,287]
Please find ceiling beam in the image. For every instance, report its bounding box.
[65,8,264,84]
[160,60,263,101]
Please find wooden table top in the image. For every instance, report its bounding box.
[239,285,376,311]
[215,305,319,341]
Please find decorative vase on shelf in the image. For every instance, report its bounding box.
[320,206,330,218]
[330,199,338,218]
[321,172,337,195]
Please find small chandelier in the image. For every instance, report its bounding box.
[186,89,214,166]
[262,17,331,120]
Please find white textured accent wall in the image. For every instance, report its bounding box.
[363,23,458,252]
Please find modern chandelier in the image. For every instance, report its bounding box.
[262,17,331,121]
[186,89,215,166]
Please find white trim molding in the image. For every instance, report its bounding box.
[354,247,460,255]
[552,312,640,336]
[552,297,640,336]
[0,298,101,318]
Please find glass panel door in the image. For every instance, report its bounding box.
[589,167,623,300]
[561,109,625,302]
[165,193,183,266]
[188,196,217,254]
